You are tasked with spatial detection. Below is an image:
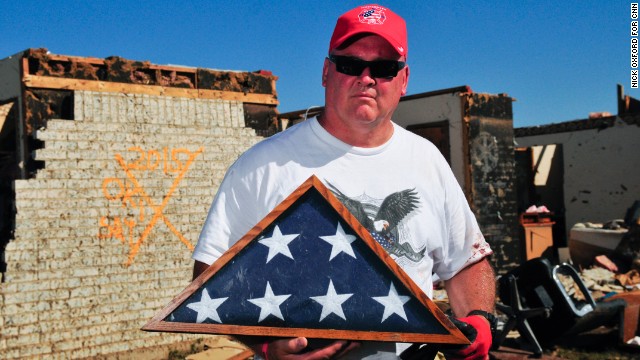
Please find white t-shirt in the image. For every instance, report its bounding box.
[193,117,492,358]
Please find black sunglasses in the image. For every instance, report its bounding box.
[327,55,406,79]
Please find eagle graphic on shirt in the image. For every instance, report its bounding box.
[327,182,425,262]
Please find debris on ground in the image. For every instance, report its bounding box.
[185,336,253,360]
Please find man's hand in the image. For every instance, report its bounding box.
[443,258,495,359]
[262,337,359,360]
[443,315,492,360]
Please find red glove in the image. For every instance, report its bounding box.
[444,315,492,360]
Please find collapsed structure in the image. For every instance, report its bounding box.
[0,48,278,359]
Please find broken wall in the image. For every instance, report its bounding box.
[515,115,640,239]
[17,49,278,171]
[466,93,520,272]
[393,89,520,273]
[0,90,262,358]
[0,49,275,359]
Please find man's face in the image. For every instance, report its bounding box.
[322,34,409,130]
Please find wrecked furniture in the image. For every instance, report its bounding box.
[493,273,551,356]
[613,201,640,272]
[520,210,555,261]
[569,224,627,270]
[495,258,627,351]
[570,201,640,271]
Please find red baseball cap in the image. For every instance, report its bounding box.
[329,4,407,56]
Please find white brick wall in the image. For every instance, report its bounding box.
[0,91,263,359]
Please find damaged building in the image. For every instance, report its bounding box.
[0,48,278,359]
[514,85,640,268]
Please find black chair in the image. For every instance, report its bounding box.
[493,274,551,357]
[494,258,626,354]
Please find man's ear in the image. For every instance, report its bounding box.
[401,65,409,96]
[322,57,330,87]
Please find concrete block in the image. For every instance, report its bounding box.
[74,90,84,120]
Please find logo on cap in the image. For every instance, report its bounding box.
[358,6,386,25]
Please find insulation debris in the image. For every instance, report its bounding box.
[25,48,277,93]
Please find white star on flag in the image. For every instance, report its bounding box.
[372,283,410,322]
[258,225,299,263]
[186,288,228,323]
[319,223,357,260]
[310,279,354,321]
[247,282,292,322]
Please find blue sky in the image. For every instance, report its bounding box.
[0,1,632,127]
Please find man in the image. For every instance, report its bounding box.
[193,4,495,360]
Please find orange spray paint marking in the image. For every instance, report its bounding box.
[99,146,204,266]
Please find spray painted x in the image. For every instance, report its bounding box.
[113,147,204,265]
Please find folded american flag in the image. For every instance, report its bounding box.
[143,176,467,344]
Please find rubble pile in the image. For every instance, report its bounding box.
[575,266,629,299]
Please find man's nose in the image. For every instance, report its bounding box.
[357,67,376,86]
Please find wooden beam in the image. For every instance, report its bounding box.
[23,75,278,105]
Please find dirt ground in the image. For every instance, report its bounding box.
[166,336,253,360]
[490,325,640,360]
[159,330,640,360]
